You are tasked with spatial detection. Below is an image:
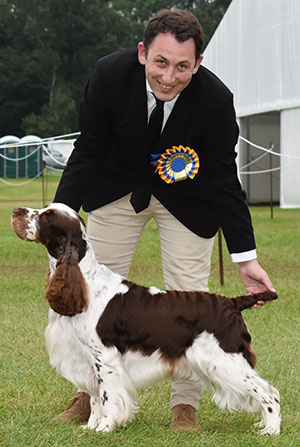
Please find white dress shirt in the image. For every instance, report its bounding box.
[146,80,179,129]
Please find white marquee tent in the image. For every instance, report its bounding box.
[203,0,300,207]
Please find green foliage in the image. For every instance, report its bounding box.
[1,177,300,446]
[0,0,135,137]
[22,84,77,137]
[0,0,231,137]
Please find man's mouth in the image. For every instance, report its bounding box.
[159,81,173,90]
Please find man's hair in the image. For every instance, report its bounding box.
[143,9,205,60]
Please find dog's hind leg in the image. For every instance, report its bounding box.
[211,360,281,435]
[186,333,280,435]
[245,377,281,435]
[94,347,138,433]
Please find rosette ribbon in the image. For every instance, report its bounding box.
[151,145,200,184]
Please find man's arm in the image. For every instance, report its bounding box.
[199,93,275,298]
[54,71,111,211]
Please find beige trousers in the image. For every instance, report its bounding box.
[87,194,214,410]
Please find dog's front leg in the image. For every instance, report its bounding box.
[93,347,138,433]
[82,396,102,430]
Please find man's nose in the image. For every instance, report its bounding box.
[162,66,176,84]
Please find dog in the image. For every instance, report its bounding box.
[11,203,281,435]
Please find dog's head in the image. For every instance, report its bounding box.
[11,203,87,261]
[12,203,88,316]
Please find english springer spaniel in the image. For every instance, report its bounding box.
[11,203,281,435]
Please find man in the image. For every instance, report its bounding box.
[53,9,275,430]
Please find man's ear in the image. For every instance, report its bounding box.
[138,41,147,65]
[192,54,204,75]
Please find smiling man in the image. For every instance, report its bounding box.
[138,32,203,101]
[54,9,276,431]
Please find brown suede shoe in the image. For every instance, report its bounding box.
[52,392,91,423]
[172,404,199,431]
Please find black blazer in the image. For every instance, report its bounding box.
[54,48,255,254]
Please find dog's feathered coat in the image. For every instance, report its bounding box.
[11,203,281,435]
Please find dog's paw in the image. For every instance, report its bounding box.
[259,425,280,435]
[256,420,280,435]
[82,418,102,430]
[95,419,115,433]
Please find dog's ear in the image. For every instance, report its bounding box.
[45,237,88,316]
[38,208,87,261]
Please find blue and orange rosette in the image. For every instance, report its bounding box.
[151,145,199,184]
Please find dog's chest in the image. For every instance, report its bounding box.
[45,310,102,393]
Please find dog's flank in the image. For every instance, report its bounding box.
[11,203,281,435]
[97,281,277,366]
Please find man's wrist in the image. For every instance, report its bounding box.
[231,249,257,263]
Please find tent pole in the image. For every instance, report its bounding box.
[269,142,274,219]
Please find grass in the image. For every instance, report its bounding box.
[1,173,300,446]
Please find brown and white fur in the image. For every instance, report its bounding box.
[11,203,281,435]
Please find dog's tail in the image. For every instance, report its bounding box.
[233,291,278,312]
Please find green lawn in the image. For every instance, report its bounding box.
[1,173,299,446]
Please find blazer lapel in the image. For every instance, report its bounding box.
[128,65,149,164]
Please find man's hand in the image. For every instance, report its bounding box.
[239,259,276,307]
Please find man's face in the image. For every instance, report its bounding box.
[138,32,203,101]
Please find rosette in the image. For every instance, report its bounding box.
[151,145,199,184]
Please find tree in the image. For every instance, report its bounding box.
[22,83,76,137]
[110,0,232,45]
[0,0,232,138]
[0,0,135,137]
[0,1,52,136]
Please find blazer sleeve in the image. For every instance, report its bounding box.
[200,95,256,254]
[54,62,111,212]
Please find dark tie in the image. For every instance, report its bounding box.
[147,97,164,151]
[130,97,164,213]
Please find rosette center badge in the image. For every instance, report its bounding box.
[153,145,200,184]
